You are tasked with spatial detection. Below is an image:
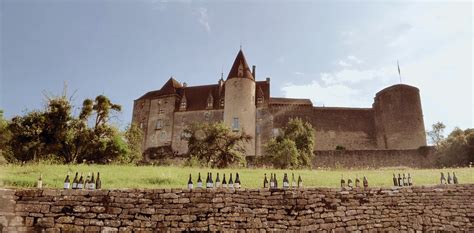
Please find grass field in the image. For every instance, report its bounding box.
[0,164,472,189]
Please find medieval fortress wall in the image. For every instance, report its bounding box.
[1,185,473,232]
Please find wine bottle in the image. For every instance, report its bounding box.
[340,175,345,188]
[274,174,278,189]
[229,173,234,189]
[84,172,91,190]
[206,172,210,188]
[355,176,360,188]
[347,178,353,189]
[89,172,95,190]
[447,172,452,184]
[72,172,78,189]
[283,173,289,189]
[269,173,274,189]
[37,173,43,189]
[222,173,227,188]
[440,172,446,184]
[215,173,221,188]
[95,172,101,189]
[397,174,402,187]
[452,172,458,184]
[407,173,412,186]
[402,173,407,186]
[297,175,302,188]
[363,176,368,188]
[234,173,241,189]
[77,173,84,189]
[197,172,202,188]
[392,174,398,187]
[263,173,269,189]
[210,172,214,188]
[188,174,193,189]
[291,173,296,188]
[64,173,70,189]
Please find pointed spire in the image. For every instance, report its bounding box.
[227,50,254,80]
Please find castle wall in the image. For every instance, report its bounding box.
[313,147,435,168]
[131,99,151,149]
[171,110,224,154]
[224,78,256,156]
[373,85,427,149]
[143,96,176,149]
[270,106,377,150]
[2,185,473,231]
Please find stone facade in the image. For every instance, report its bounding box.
[1,185,473,232]
[132,50,427,157]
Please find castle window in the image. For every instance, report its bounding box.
[232,117,239,131]
[180,100,187,111]
[204,111,211,121]
[272,128,280,137]
[220,99,224,107]
[160,131,167,140]
[155,120,162,130]
[159,108,164,114]
[257,97,263,104]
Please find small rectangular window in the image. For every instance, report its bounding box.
[272,128,279,137]
[232,117,239,131]
[156,120,162,130]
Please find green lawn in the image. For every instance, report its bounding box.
[0,164,472,189]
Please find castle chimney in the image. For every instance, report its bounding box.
[266,77,270,83]
[252,65,256,79]
[183,82,187,87]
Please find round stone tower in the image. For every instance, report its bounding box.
[224,50,256,156]
[373,84,427,149]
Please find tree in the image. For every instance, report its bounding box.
[264,138,299,169]
[7,111,46,163]
[427,122,446,147]
[264,118,315,168]
[123,123,144,163]
[0,110,12,161]
[436,127,473,167]
[183,122,251,168]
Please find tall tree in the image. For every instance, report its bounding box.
[427,122,446,147]
[183,122,251,168]
[264,118,315,169]
[7,111,46,163]
[123,123,144,163]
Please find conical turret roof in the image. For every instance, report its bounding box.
[227,49,254,80]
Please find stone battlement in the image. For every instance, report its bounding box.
[1,185,473,231]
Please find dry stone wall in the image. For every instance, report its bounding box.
[1,185,473,232]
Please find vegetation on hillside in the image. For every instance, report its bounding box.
[0,94,142,164]
[427,122,473,167]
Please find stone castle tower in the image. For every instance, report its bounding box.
[132,49,427,158]
[223,50,256,156]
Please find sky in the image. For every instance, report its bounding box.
[1,0,472,135]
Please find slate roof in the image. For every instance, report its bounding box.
[227,49,254,80]
[269,97,313,106]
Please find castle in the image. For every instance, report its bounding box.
[132,50,427,158]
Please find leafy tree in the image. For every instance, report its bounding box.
[183,122,251,168]
[7,111,46,163]
[264,138,299,169]
[123,123,144,163]
[436,127,473,167]
[427,122,446,147]
[0,110,12,161]
[264,118,315,168]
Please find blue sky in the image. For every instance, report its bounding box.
[1,0,472,134]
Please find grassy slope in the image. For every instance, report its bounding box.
[0,165,472,189]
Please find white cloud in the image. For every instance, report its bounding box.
[347,55,363,64]
[195,7,210,32]
[282,81,368,107]
[321,66,395,85]
[338,60,351,67]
